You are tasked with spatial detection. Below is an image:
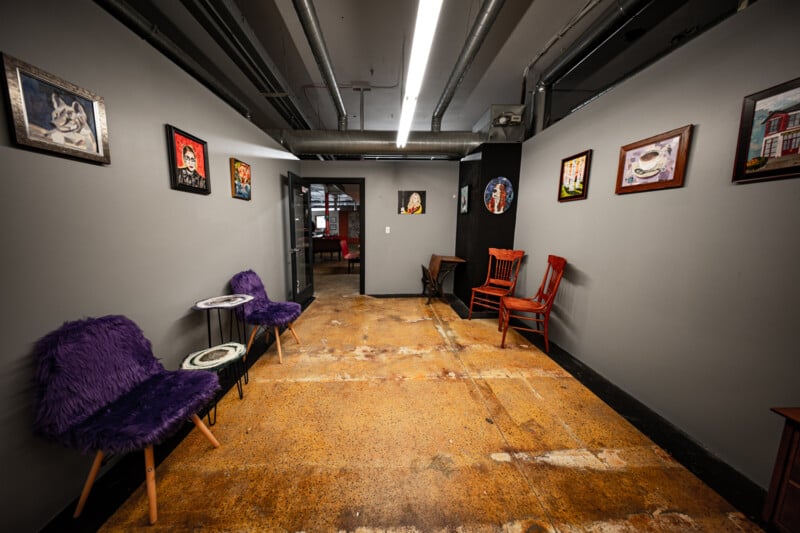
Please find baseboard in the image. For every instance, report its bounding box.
[512,328,768,525]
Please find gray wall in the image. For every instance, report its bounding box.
[514,0,800,488]
[0,1,299,531]
[300,160,460,294]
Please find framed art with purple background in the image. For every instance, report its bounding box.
[732,77,800,183]
[615,125,692,195]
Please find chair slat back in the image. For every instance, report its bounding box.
[33,315,163,440]
[486,248,525,291]
[535,255,567,308]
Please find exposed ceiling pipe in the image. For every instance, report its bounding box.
[431,0,505,132]
[280,130,483,158]
[95,0,252,121]
[293,0,348,131]
[180,0,314,130]
[538,0,652,87]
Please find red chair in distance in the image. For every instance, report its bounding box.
[468,248,525,319]
[499,254,567,353]
[340,239,360,273]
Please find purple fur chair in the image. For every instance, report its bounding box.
[230,269,301,364]
[32,315,221,525]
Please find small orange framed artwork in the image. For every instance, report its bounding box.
[230,158,251,200]
[616,125,693,194]
[558,149,592,202]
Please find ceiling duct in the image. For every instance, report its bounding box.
[181,0,314,130]
[538,0,653,87]
[292,0,348,131]
[431,0,506,132]
[280,130,483,159]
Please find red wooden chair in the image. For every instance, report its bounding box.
[468,248,525,318]
[499,254,567,353]
[340,239,360,273]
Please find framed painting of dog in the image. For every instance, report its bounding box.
[2,53,110,164]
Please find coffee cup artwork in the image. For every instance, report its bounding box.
[633,146,671,178]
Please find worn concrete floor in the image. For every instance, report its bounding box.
[99,261,762,532]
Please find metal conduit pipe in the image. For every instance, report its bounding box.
[431,0,505,132]
[184,0,313,130]
[96,0,252,120]
[292,0,348,131]
[538,0,652,87]
[280,130,483,158]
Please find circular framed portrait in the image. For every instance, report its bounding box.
[484,177,514,214]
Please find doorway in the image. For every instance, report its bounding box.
[308,178,365,296]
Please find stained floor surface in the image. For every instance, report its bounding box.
[99,261,762,532]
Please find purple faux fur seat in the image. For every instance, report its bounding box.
[32,315,221,524]
[230,269,301,364]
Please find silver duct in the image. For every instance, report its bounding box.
[293,0,348,131]
[280,130,483,158]
[431,0,506,132]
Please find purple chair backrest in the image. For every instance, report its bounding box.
[33,315,164,440]
[230,270,271,317]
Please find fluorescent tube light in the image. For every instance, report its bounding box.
[396,0,443,148]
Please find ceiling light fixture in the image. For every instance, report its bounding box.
[396,0,444,148]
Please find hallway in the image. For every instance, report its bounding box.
[97,262,760,531]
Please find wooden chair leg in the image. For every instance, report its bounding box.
[287,323,301,345]
[274,326,283,364]
[144,446,157,524]
[468,292,475,319]
[191,413,220,448]
[244,326,259,360]
[73,450,104,518]
[500,310,511,349]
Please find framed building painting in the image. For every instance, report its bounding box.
[166,124,210,195]
[230,158,251,200]
[615,125,693,195]
[558,149,592,202]
[2,53,110,163]
[732,77,800,183]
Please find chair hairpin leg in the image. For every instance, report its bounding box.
[74,450,104,518]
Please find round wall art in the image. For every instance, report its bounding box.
[484,176,514,214]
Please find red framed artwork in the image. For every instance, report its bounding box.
[166,124,210,195]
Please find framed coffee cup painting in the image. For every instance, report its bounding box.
[732,77,800,183]
[615,125,693,194]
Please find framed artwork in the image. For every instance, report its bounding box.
[166,124,210,195]
[484,176,514,214]
[558,149,592,202]
[459,185,469,214]
[615,125,693,195]
[398,190,425,214]
[2,53,110,164]
[230,158,251,200]
[732,77,800,183]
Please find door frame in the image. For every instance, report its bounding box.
[307,177,365,295]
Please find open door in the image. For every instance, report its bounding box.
[287,171,314,305]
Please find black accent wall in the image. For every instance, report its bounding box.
[454,143,522,311]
